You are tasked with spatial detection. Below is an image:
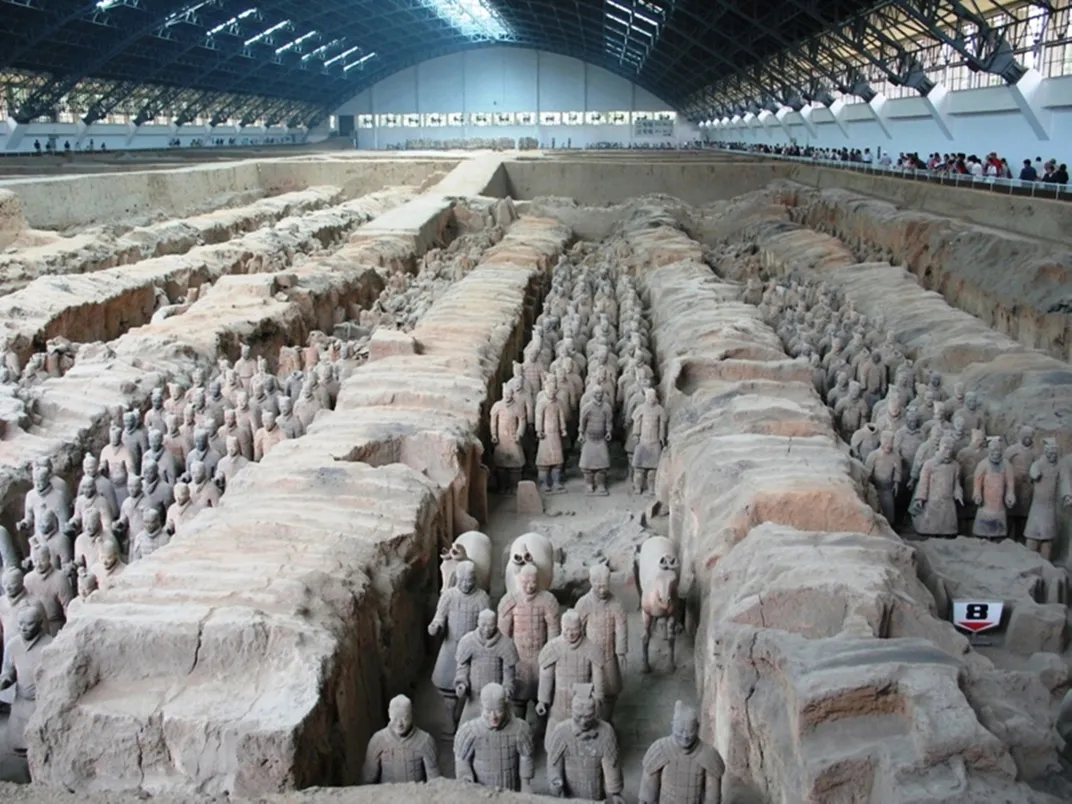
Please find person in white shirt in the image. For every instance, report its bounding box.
[969,157,984,177]
[878,153,892,167]
[862,148,873,163]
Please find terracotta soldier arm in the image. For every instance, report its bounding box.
[428,590,450,635]
[703,751,727,804]
[452,725,477,783]
[502,657,517,700]
[1004,463,1017,508]
[56,572,75,608]
[603,729,624,796]
[638,767,662,804]
[497,598,515,638]
[546,727,567,795]
[515,410,526,441]
[614,602,629,656]
[0,649,14,689]
[453,640,472,697]
[972,461,985,506]
[489,405,501,443]
[537,651,555,712]
[0,526,19,570]
[591,655,606,703]
[545,595,562,639]
[419,732,441,780]
[360,733,382,784]
[915,463,931,502]
[518,724,536,790]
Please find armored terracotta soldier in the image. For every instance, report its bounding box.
[276,395,305,440]
[293,380,322,430]
[186,428,221,479]
[361,694,440,785]
[143,387,168,434]
[163,382,186,418]
[956,429,987,533]
[857,349,888,410]
[162,413,189,468]
[639,701,725,804]
[1025,438,1060,558]
[498,563,561,720]
[850,422,881,462]
[631,388,667,495]
[254,410,286,462]
[121,409,149,471]
[217,407,253,461]
[955,390,986,433]
[99,425,136,506]
[19,462,71,536]
[836,381,869,436]
[184,367,207,404]
[80,454,118,521]
[537,610,605,748]
[490,384,527,493]
[89,538,125,591]
[0,567,34,647]
[220,369,242,406]
[535,382,568,493]
[578,387,613,496]
[28,509,70,572]
[204,378,227,426]
[428,560,490,732]
[132,508,170,562]
[873,392,905,435]
[0,602,53,754]
[72,508,117,571]
[546,684,625,802]
[454,682,535,793]
[234,390,259,439]
[893,409,926,507]
[71,474,114,532]
[455,608,520,724]
[826,370,850,410]
[188,461,221,511]
[910,436,962,537]
[140,457,174,514]
[23,542,72,635]
[190,387,210,426]
[1004,426,1040,541]
[145,427,180,486]
[574,563,627,720]
[910,425,943,489]
[215,435,250,489]
[166,482,200,535]
[865,431,901,525]
[234,343,256,390]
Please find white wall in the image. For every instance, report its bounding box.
[335,47,700,149]
[0,120,305,154]
[706,75,1072,165]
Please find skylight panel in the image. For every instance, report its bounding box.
[245,20,290,47]
[343,52,377,72]
[324,45,360,67]
[208,8,258,37]
[303,38,344,61]
[276,30,318,55]
[603,0,667,70]
[415,0,513,41]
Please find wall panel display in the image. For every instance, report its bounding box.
[448,112,465,126]
[564,111,583,125]
[424,113,446,127]
[585,111,607,124]
[471,112,491,126]
[403,113,421,127]
[634,118,674,136]
[540,111,562,125]
[517,112,536,125]
[377,113,402,128]
[608,111,629,125]
[494,112,515,125]
[357,114,374,128]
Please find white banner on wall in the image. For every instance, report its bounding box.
[634,118,674,137]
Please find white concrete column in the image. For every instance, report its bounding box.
[1008,67,1051,140]
[922,84,954,140]
[795,106,819,139]
[866,93,894,140]
[826,98,852,139]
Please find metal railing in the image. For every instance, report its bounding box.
[712,147,1072,203]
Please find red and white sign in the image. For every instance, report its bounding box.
[952,601,1004,633]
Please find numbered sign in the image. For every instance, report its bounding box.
[952,601,1004,633]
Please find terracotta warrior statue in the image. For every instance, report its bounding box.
[546,684,625,802]
[131,508,169,562]
[144,387,168,433]
[1024,438,1060,558]
[254,410,286,461]
[955,390,985,433]
[578,387,613,496]
[639,700,725,804]
[454,608,520,725]
[537,610,605,748]
[1004,426,1040,541]
[428,560,491,733]
[162,413,189,468]
[185,428,221,479]
[19,462,71,537]
[910,436,962,537]
[146,427,180,486]
[121,409,149,471]
[361,694,440,785]
[218,407,254,461]
[99,425,136,506]
[574,562,627,721]
[498,563,561,721]
[535,382,568,493]
[23,542,72,635]
[0,602,53,755]
[631,388,667,495]
[165,482,197,535]
[28,509,69,571]
[89,538,125,591]
[80,454,118,522]
[865,431,901,525]
[215,435,250,489]
[454,682,536,792]
[234,343,256,390]
[490,384,527,493]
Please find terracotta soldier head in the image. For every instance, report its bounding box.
[82,454,100,479]
[1043,438,1058,463]
[31,542,53,576]
[965,391,980,412]
[561,610,582,646]
[174,482,191,506]
[278,396,293,417]
[123,410,139,433]
[190,461,207,485]
[144,508,162,535]
[455,560,476,594]
[481,683,509,730]
[78,475,97,501]
[938,436,955,463]
[262,411,277,432]
[16,600,44,642]
[1018,425,1035,447]
[988,437,1004,465]
[226,436,240,458]
[671,700,700,749]
[388,694,415,739]
[127,474,142,499]
[477,608,498,641]
[108,424,122,447]
[517,564,539,599]
[589,563,611,601]
[100,539,120,571]
[570,684,599,731]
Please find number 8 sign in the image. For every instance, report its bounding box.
[952,601,1005,633]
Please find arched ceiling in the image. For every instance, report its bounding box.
[0,0,1051,127]
[0,0,882,125]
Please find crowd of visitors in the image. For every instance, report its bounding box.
[713,141,1069,185]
